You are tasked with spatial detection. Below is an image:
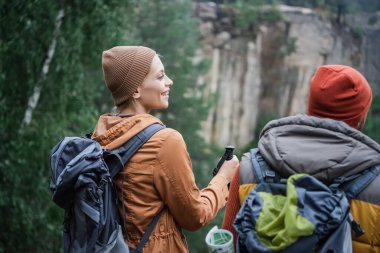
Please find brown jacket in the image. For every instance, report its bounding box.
[92,114,229,253]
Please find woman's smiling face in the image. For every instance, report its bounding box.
[135,54,173,113]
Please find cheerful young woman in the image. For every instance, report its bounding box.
[91,46,239,253]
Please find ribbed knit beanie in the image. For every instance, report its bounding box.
[102,46,156,106]
[308,65,372,128]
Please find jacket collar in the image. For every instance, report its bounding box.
[92,113,163,150]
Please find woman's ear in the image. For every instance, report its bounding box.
[132,87,142,99]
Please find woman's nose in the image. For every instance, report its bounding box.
[166,76,173,87]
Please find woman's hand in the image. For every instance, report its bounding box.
[217,155,239,183]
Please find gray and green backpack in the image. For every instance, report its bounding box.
[233,148,380,253]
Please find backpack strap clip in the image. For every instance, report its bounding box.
[264,171,276,183]
[97,177,108,197]
[349,213,365,238]
[250,148,283,184]
[329,176,345,190]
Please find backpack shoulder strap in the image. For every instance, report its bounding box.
[334,164,380,202]
[105,123,165,178]
[102,123,165,253]
[249,148,281,183]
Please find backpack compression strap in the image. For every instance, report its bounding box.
[249,148,282,184]
[331,164,380,202]
[132,208,165,253]
[327,164,380,238]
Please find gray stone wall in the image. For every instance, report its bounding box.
[194,2,380,147]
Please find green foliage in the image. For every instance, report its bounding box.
[368,15,378,25]
[279,37,297,58]
[234,0,265,29]
[281,0,380,24]
[262,7,283,22]
[364,95,380,143]
[350,25,365,41]
[234,0,282,29]
[0,0,129,252]
[282,0,325,7]
[0,0,217,252]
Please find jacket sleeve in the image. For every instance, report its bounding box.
[222,167,240,246]
[153,130,229,231]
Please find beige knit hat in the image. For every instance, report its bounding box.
[102,46,156,106]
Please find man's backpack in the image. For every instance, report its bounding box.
[50,123,164,253]
[233,148,380,253]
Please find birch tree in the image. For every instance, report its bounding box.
[19,9,64,132]
[0,1,130,251]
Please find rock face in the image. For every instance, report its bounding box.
[194,2,380,147]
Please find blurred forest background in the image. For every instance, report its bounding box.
[1,0,380,252]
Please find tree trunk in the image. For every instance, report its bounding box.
[19,8,65,132]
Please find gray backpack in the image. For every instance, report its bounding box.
[50,123,164,253]
[234,148,380,253]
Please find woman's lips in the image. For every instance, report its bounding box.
[161,91,170,96]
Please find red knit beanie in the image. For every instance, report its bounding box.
[102,46,156,106]
[308,65,372,128]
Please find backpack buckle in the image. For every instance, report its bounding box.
[352,220,365,237]
[330,176,345,190]
[349,213,365,237]
[264,171,276,183]
[257,155,264,162]
[97,177,108,196]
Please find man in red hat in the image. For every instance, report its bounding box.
[222,65,380,252]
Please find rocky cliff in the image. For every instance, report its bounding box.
[194,2,380,147]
